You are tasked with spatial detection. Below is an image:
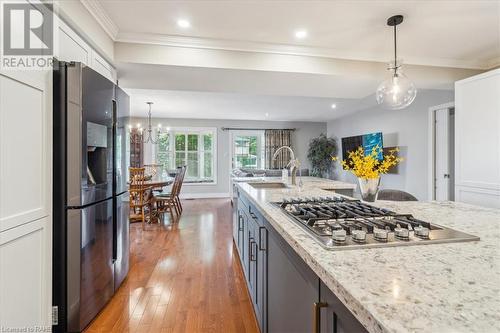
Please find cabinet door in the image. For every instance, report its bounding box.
[232,200,239,248]
[56,18,92,65]
[0,217,51,328]
[320,281,368,333]
[267,229,319,333]
[240,207,249,276]
[91,50,116,83]
[247,216,257,303]
[255,224,267,332]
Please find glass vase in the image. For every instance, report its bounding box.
[358,177,380,202]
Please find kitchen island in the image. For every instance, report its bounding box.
[234,178,500,333]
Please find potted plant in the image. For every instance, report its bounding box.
[307,134,337,178]
[333,145,402,201]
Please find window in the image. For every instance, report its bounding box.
[154,128,216,183]
[231,131,264,169]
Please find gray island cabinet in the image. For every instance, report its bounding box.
[233,188,367,333]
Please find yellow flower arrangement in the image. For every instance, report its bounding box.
[332,145,403,180]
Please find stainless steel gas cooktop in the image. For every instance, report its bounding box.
[274,196,479,250]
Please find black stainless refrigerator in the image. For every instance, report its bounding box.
[52,60,130,332]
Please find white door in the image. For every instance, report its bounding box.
[434,108,454,201]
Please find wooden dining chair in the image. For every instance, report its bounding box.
[154,168,183,223]
[174,166,187,214]
[129,167,152,230]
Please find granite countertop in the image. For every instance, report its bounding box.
[236,179,500,333]
[232,176,357,190]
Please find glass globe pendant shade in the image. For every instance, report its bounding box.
[376,67,417,110]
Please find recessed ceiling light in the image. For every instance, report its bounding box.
[177,19,191,28]
[265,112,269,117]
[295,30,308,39]
[331,103,337,109]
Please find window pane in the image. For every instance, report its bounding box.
[203,134,212,151]
[155,129,215,183]
[175,134,185,151]
[236,155,257,168]
[234,135,259,169]
[249,136,257,155]
[187,152,199,178]
[187,134,198,151]
[175,152,186,168]
[204,152,213,178]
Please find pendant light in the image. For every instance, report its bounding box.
[129,102,163,144]
[376,15,417,110]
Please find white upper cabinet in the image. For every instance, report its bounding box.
[55,18,116,83]
[91,49,116,83]
[57,19,92,65]
[455,69,500,208]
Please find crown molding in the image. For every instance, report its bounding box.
[116,31,491,70]
[80,0,119,40]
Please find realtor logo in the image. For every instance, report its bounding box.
[1,2,54,70]
[3,2,53,55]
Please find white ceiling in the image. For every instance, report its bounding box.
[94,0,499,122]
[100,0,500,69]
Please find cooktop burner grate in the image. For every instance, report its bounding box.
[273,196,479,250]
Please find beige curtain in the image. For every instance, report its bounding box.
[264,130,293,169]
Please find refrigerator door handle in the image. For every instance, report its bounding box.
[112,99,117,194]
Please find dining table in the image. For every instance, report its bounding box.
[128,174,175,190]
[128,174,175,223]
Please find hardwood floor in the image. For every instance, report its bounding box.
[84,199,259,333]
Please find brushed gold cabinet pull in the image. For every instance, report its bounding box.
[313,302,328,333]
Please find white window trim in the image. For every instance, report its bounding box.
[153,126,218,185]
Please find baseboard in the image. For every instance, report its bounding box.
[179,192,230,199]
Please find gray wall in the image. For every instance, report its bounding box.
[130,117,326,196]
[327,90,454,200]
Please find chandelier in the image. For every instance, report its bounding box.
[376,15,417,110]
[129,102,163,144]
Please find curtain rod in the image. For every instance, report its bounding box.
[221,127,296,131]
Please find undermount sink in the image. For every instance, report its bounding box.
[249,182,288,189]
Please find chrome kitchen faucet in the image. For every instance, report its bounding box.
[273,146,299,186]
